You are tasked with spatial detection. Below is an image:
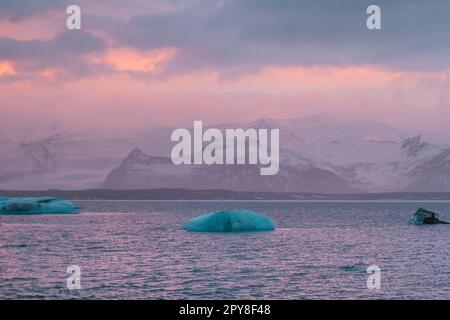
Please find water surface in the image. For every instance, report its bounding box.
[1,201,449,299]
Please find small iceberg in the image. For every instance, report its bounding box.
[410,207,449,225]
[0,197,81,215]
[185,210,275,232]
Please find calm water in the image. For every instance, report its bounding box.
[1,201,449,300]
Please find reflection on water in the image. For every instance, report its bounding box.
[1,201,449,299]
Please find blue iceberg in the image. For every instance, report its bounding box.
[0,197,81,215]
[185,210,275,232]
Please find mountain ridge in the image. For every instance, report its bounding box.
[1,114,450,192]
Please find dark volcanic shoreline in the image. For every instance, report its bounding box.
[1,189,450,201]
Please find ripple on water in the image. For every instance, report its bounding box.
[1,200,450,299]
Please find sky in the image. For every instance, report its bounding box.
[1,0,450,138]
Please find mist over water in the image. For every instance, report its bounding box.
[1,201,449,299]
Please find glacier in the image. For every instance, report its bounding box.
[0,197,81,215]
[185,210,275,232]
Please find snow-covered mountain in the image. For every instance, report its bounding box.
[0,131,149,190]
[344,135,450,192]
[101,148,355,193]
[2,114,450,192]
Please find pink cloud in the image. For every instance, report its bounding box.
[1,60,450,138]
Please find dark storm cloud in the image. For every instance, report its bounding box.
[0,0,67,21]
[0,31,105,59]
[0,0,200,21]
[0,30,107,77]
[2,0,449,79]
[115,0,450,71]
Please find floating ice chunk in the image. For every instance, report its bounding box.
[410,207,449,225]
[0,197,81,215]
[185,210,275,232]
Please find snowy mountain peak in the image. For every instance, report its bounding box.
[250,118,277,129]
[303,113,340,124]
[126,148,147,161]
[401,135,430,157]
